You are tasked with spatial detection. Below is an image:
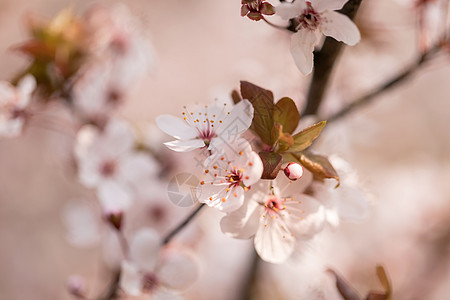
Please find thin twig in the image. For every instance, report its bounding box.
[162,203,205,245]
[327,42,443,123]
[302,0,363,116]
[262,17,288,30]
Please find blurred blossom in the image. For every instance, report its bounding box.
[120,228,198,298]
[75,118,159,212]
[0,75,36,137]
[309,155,370,227]
[156,100,254,152]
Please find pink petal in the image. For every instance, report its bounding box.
[156,115,198,140]
[290,29,317,75]
[321,11,361,46]
[219,186,245,213]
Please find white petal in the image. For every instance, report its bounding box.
[157,248,198,290]
[242,151,263,186]
[321,11,361,46]
[156,115,198,140]
[254,213,295,264]
[220,199,261,239]
[164,139,205,152]
[283,195,326,238]
[219,186,245,213]
[98,181,133,211]
[129,228,161,272]
[275,2,306,20]
[217,100,254,143]
[311,0,348,12]
[120,260,142,296]
[290,29,317,75]
[0,81,15,103]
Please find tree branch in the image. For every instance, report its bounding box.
[302,0,363,116]
[327,41,443,123]
[162,203,205,245]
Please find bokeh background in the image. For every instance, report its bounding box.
[0,0,449,299]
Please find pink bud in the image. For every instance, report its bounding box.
[67,275,86,297]
[284,162,303,181]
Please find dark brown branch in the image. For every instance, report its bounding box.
[162,203,205,245]
[239,248,261,300]
[327,42,442,123]
[302,0,363,116]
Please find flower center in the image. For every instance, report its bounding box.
[142,272,159,293]
[226,168,243,187]
[99,160,117,177]
[264,196,285,212]
[297,2,321,31]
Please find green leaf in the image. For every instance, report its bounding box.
[240,81,276,146]
[287,121,326,153]
[274,97,300,134]
[271,123,294,153]
[296,150,340,186]
[258,152,282,179]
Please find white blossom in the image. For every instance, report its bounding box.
[156,100,254,152]
[221,179,326,263]
[276,0,360,74]
[197,139,263,213]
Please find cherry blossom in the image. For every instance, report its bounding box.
[197,139,263,213]
[221,179,326,263]
[120,228,197,298]
[156,100,254,152]
[276,0,360,75]
[75,118,159,211]
[0,75,36,137]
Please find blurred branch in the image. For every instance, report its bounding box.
[239,248,261,300]
[302,0,363,116]
[162,203,205,245]
[98,270,121,300]
[327,40,444,123]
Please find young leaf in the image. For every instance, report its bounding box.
[297,150,340,186]
[240,81,275,146]
[274,97,300,134]
[258,152,282,179]
[287,121,326,153]
[271,123,294,152]
[231,89,242,104]
[327,269,362,300]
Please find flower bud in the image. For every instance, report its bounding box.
[67,275,86,298]
[105,210,123,231]
[284,162,303,181]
